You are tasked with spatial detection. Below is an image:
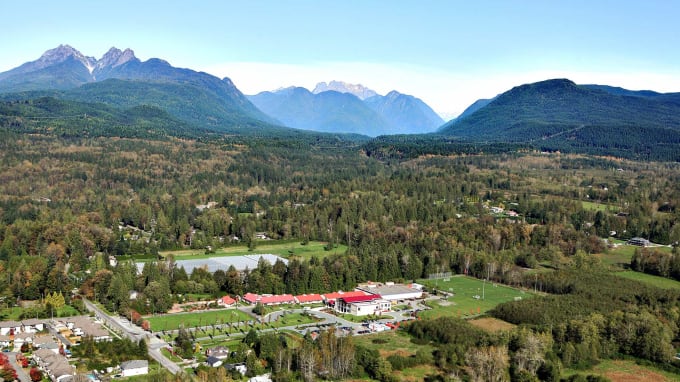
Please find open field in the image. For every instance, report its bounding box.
[564,359,680,382]
[146,309,252,332]
[599,244,673,269]
[469,317,516,333]
[158,240,346,261]
[614,270,680,290]
[419,276,533,319]
[581,200,619,212]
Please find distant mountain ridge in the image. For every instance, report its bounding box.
[312,80,378,100]
[249,85,443,136]
[0,44,276,132]
[440,78,680,161]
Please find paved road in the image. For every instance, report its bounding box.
[6,352,31,382]
[81,298,181,375]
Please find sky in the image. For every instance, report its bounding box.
[2,0,680,118]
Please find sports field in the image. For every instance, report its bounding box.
[419,276,533,319]
[146,309,251,332]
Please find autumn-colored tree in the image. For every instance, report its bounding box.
[29,367,43,382]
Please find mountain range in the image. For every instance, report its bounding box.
[0,45,443,136]
[1,45,680,160]
[248,83,443,136]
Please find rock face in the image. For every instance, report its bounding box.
[312,80,378,100]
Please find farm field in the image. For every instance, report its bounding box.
[614,270,680,289]
[469,317,516,333]
[158,240,346,261]
[418,276,533,319]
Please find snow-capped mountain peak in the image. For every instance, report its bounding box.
[312,80,378,100]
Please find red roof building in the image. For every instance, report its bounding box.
[294,294,323,304]
[242,293,260,304]
[218,295,236,306]
[336,294,391,316]
[339,294,382,304]
[259,294,295,305]
[322,291,369,302]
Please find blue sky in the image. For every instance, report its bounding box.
[2,0,679,117]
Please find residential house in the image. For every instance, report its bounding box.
[206,356,223,367]
[120,360,149,377]
[0,320,22,336]
[217,295,237,307]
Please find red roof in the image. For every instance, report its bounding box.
[219,296,236,305]
[340,294,382,304]
[295,294,323,303]
[243,293,260,304]
[260,294,295,305]
[322,291,369,301]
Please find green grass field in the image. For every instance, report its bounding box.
[419,276,533,319]
[599,244,673,269]
[146,309,251,331]
[581,200,618,212]
[614,270,680,290]
[158,240,347,261]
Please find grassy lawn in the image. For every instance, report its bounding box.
[419,276,533,319]
[563,358,680,382]
[158,240,347,261]
[582,200,618,212]
[614,270,680,289]
[146,309,251,331]
[339,314,393,323]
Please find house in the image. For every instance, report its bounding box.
[0,320,22,336]
[206,346,231,360]
[628,237,651,247]
[0,334,10,348]
[32,348,74,381]
[22,318,46,333]
[217,295,237,307]
[206,356,223,367]
[249,374,273,382]
[120,360,149,377]
[294,294,323,304]
[224,362,247,376]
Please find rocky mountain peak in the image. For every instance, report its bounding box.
[312,80,378,100]
[96,47,137,70]
[36,44,96,72]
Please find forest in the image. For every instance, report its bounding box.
[0,120,680,381]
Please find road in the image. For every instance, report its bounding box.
[81,298,425,375]
[6,352,31,382]
[81,298,181,375]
